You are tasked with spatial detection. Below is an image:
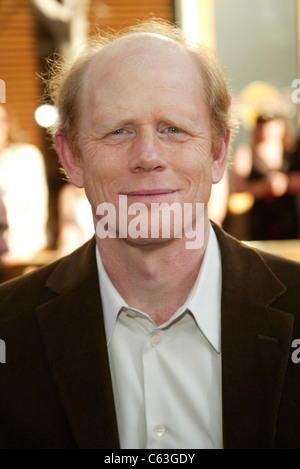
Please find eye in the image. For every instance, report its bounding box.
[161,126,188,139]
[159,124,189,142]
[103,126,134,144]
[166,127,181,134]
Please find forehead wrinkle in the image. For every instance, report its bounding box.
[89,65,202,110]
[89,77,198,124]
[90,104,204,137]
[87,81,207,137]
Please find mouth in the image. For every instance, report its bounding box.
[121,189,178,202]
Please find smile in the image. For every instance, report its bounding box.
[122,189,178,202]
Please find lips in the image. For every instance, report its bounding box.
[121,189,178,203]
[125,189,177,196]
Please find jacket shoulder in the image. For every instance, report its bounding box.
[254,247,300,281]
[0,238,96,319]
[213,223,300,304]
[0,258,60,309]
[214,222,300,280]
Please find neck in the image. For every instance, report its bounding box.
[96,220,211,325]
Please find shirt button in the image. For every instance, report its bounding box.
[150,334,161,347]
[153,424,166,438]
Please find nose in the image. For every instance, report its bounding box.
[128,127,166,173]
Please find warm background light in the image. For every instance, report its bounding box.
[34,104,58,128]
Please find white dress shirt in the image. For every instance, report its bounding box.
[96,224,223,449]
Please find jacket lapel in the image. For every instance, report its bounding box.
[35,239,119,449]
[213,225,294,448]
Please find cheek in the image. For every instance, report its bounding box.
[81,148,125,203]
[181,155,213,203]
[177,149,212,184]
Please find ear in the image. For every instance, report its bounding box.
[55,131,84,188]
[211,129,230,184]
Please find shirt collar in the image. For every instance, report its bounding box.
[96,224,222,353]
[96,246,127,345]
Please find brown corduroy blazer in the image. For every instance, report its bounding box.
[0,224,300,449]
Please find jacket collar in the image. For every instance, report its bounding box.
[35,238,120,449]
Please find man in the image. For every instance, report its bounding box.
[0,19,299,449]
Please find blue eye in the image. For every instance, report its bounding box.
[167,127,181,133]
[112,129,125,135]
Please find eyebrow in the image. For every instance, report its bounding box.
[90,114,131,135]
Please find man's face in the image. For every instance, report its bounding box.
[60,35,228,244]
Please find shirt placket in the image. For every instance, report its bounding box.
[142,326,172,448]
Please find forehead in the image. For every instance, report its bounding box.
[82,34,204,103]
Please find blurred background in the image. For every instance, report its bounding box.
[1,0,300,281]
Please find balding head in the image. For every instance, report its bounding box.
[80,33,207,140]
[48,19,237,158]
